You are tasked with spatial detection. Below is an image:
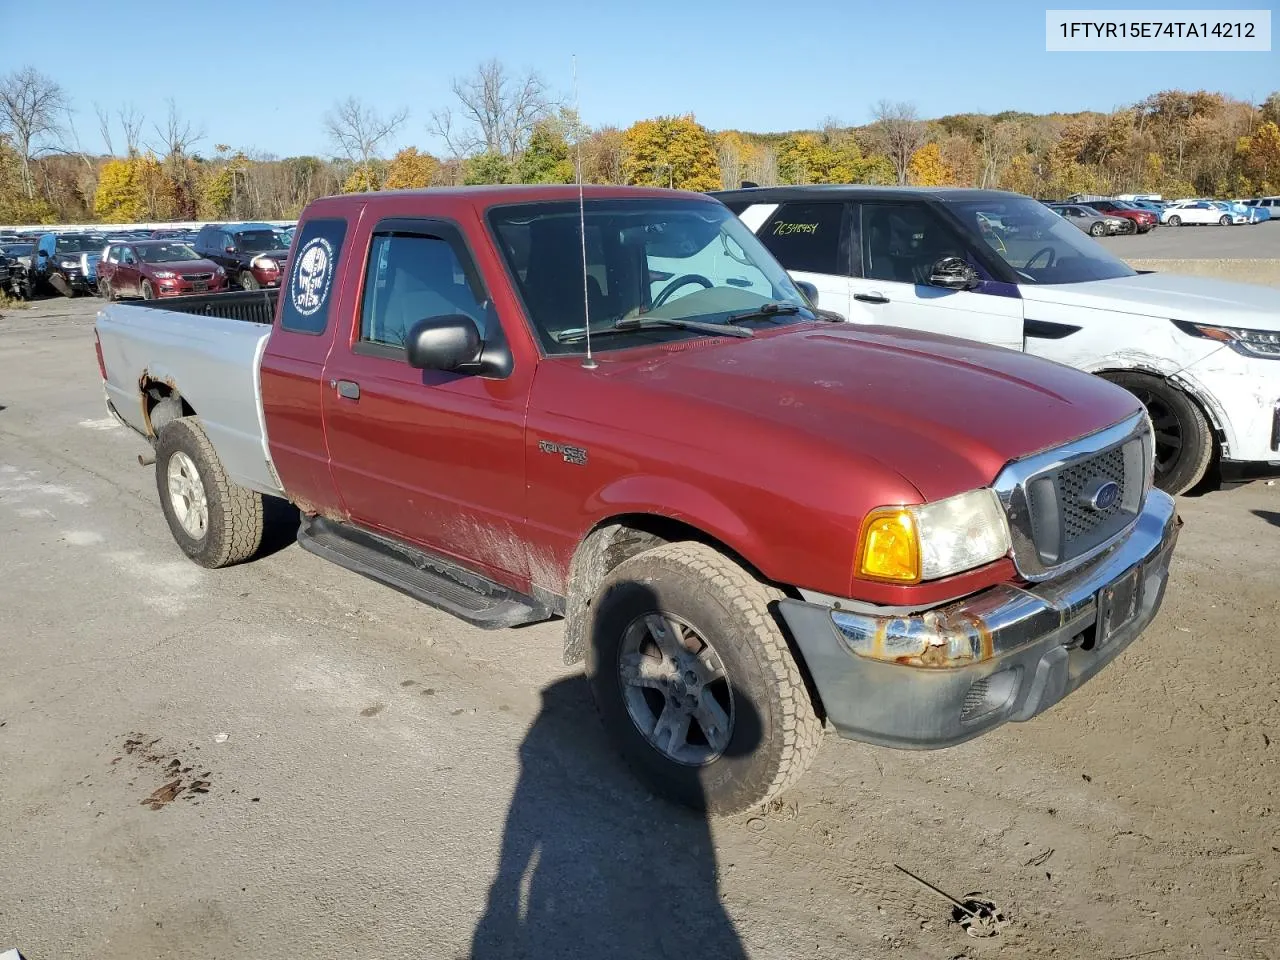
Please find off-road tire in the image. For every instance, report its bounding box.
[240,271,260,291]
[585,541,823,816]
[155,417,264,568]
[1103,371,1214,495]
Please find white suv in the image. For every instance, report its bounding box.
[714,186,1280,494]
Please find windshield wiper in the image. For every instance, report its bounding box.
[724,301,802,324]
[555,317,754,344]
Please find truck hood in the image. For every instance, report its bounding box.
[1022,273,1280,330]
[604,324,1140,501]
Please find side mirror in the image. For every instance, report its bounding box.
[224,245,235,254]
[405,314,483,372]
[794,279,819,306]
[928,257,981,291]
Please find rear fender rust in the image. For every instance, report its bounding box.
[137,370,182,438]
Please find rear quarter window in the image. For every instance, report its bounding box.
[278,217,348,335]
[757,201,849,276]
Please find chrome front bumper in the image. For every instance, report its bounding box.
[778,490,1180,749]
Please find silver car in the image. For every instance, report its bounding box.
[1048,204,1125,237]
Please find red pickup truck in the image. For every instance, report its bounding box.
[94,185,1180,814]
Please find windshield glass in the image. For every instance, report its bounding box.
[235,230,283,253]
[488,199,812,354]
[949,197,1136,284]
[54,236,106,254]
[2,243,32,256]
[137,242,200,263]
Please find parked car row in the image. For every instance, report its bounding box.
[0,221,297,301]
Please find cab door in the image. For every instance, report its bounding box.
[318,217,533,586]
[845,200,1024,351]
[747,199,853,319]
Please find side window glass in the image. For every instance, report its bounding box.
[279,217,347,335]
[756,202,847,276]
[862,203,969,285]
[358,233,487,351]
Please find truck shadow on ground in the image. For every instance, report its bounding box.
[1251,509,1280,528]
[470,584,751,960]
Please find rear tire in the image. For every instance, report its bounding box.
[1102,372,1213,495]
[155,417,264,568]
[240,271,260,291]
[585,541,823,816]
[1168,215,1182,226]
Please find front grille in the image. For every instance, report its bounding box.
[181,273,213,281]
[1024,441,1141,568]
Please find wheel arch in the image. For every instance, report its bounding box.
[1093,362,1230,451]
[139,374,197,439]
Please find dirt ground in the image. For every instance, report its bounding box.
[0,294,1277,960]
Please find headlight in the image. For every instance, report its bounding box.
[253,256,278,271]
[59,259,78,269]
[152,270,176,279]
[1173,320,1280,359]
[215,266,226,276]
[857,489,1011,583]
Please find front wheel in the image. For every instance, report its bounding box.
[1102,372,1213,495]
[239,271,260,291]
[98,278,113,301]
[141,280,155,300]
[1122,219,1137,235]
[585,542,823,816]
[1089,221,1106,237]
[1219,215,1232,226]
[155,417,264,568]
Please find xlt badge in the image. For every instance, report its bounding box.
[538,440,588,466]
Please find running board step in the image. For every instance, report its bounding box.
[296,516,552,630]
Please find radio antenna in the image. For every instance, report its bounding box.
[573,54,596,370]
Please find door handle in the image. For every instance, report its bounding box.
[854,292,890,304]
[333,379,360,400]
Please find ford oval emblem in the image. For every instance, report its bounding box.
[1087,480,1121,512]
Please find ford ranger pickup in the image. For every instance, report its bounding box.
[94,185,1180,814]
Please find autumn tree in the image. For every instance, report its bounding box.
[580,126,626,184]
[384,147,440,189]
[94,157,146,220]
[1237,121,1280,193]
[870,100,926,184]
[622,115,720,191]
[325,97,408,191]
[907,143,954,186]
[0,67,67,198]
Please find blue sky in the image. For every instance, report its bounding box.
[3,0,1276,159]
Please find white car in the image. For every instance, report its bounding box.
[714,186,1280,494]
[1161,200,1242,226]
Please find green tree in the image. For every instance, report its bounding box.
[622,115,720,191]
[516,123,574,184]
[384,147,439,189]
[463,152,513,185]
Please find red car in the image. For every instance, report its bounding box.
[1083,200,1157,234]
[98,240,228,300]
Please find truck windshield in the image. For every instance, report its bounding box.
[949,197,1136,284]
[488,198,814,355]
[235,230,282,253]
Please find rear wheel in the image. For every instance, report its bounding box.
[1089,221,1106,237]
[1102,372,1213,495]
[240,271,260,291]
[155,417,264,568]
[1168,215,1182,226]
[586,542,823,816]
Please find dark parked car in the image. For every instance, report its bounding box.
[1,242,34,299]
[193,223,289,290]
[98,240,228,300]
[31,233,107,296]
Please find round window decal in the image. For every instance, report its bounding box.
[291,236,334,317]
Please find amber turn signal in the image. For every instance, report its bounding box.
[857,508,921,583]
